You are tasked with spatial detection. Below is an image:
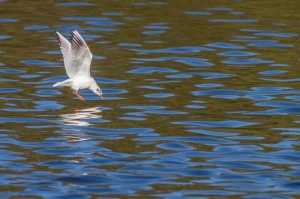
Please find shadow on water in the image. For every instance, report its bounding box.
[1,0,300,198]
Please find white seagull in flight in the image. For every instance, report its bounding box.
[53,30,103,101]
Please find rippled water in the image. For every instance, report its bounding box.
[1,0,300,198]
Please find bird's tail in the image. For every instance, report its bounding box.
[53,79,74,87]
[53,82,62,87]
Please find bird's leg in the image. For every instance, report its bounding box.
[74,90,85,102]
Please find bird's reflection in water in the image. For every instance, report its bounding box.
[59,107,103,143]
[60,106,102,126]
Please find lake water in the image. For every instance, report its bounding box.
[0,0,300,198]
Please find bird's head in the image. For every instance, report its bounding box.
[91,86,104,100]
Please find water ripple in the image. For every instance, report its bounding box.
[223,58,273,65]
[184,11,211,15]
[254,32,298,38]
[0,88,22,94]
[175,57,214,67]
[24,25,48,30]
[248,42,293,48]
[172,120,259,128]
[131,56,213,67]
[206,42,244,49]
[121,105,166,110]
[126,66,178,74]
[0,18,18,22]
[210,19,258,23]
[131,46,213,54]
[55,2,93,6]
[86,21,124,26]
[20,60,57,66]
[144,93,175,98]
[217,51,257,56]
[1,1,300,198]
[62,17,109,21]
[157,142,195,151]
[134,136,237,144]
[0,35,12,40]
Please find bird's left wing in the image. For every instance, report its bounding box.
[56,31,74,78]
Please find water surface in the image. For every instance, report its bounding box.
[0,0,300,198]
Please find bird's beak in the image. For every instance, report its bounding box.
[100,93,104,100]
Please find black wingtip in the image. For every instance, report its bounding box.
[71,29,76,39]
[70,30,86,49]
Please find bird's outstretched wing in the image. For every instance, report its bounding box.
[56,30,92,78]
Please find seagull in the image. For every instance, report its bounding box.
[53,30,103,102]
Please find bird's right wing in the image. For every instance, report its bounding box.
[55,31,75,78]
